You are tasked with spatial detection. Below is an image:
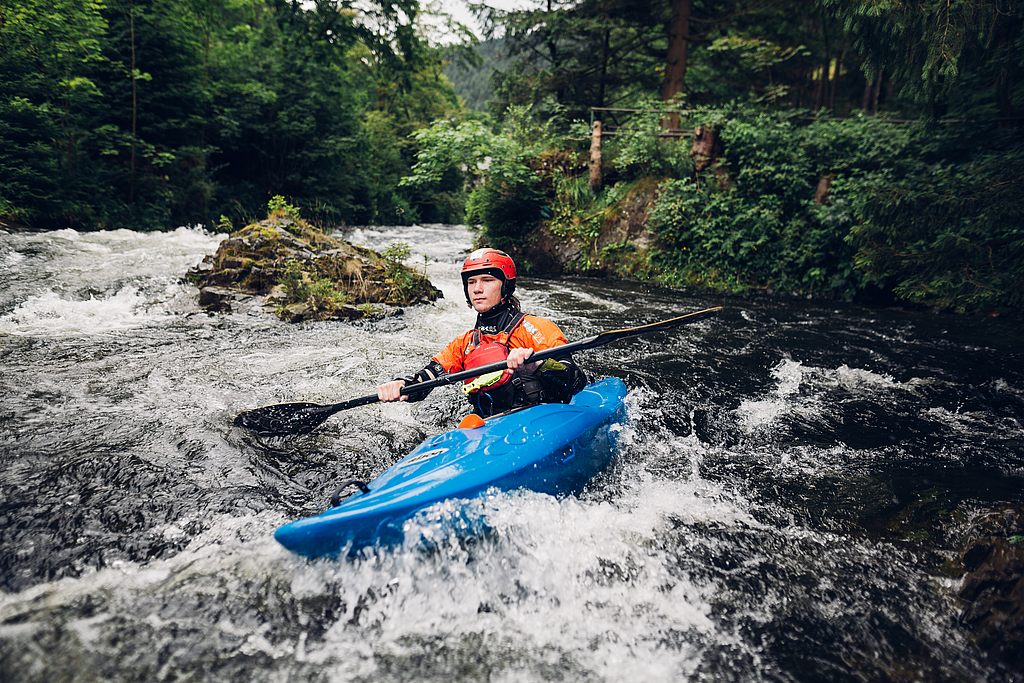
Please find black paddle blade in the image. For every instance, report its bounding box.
[233,402,333,436]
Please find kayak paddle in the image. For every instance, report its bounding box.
[234,305,722,436]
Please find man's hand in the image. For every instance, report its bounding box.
[377,379,408,402]
[506,347,539,371]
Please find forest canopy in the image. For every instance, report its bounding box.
[0,0,461,230]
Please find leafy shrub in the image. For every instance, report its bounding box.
[465,152,545,249]
[801,114,917,175]
[842,149,1024,312]
[643,109,1023,311]
[403,117,546,249]
[381,241,421,301]
[649,178,777,292]
[267,195,301,221]
[278,258,350,311]
[719,114,813,213]
[605,109,694,179]
[547,174,633,243]
[645,110,909,298]
[305,278,350,309]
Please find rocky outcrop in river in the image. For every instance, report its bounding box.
[957,504,1024,669]
[189,208,441,322]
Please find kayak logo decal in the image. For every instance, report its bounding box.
[403,447,449,466]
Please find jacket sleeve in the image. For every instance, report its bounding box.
[395,359,447,402]
[395,333,469,402]
[432,332,469,374]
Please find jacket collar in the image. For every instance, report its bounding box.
[474,302,516,335]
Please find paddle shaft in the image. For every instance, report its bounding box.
[316,306,722,420]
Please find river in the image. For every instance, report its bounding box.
[1,224,1022,681]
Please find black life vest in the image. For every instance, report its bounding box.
[462,312,545,417]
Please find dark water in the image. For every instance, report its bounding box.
[1,225,1022,681]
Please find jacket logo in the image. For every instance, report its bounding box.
[523,319,544,344]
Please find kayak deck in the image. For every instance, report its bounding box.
[275,376,628,558]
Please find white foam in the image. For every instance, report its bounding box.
[0,226,223,304]
[532,283,632,313]
[832,364,900,390]
[0,388,761,681]
[736,359,810,431]
[993,378,1023,396]
[278,390,762,680]
[736,359,918,432]
[0,285,179,336]
[288,484,724,680]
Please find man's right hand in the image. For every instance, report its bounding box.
[377,379,408,402]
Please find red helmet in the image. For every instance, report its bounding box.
[461,248,516,301]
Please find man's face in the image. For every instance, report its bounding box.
[466,273,503,313]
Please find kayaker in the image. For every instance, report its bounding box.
[377,248,587,417]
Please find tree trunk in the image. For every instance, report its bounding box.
[996,67,1014,127]
[816,13,831,111]
[545,0,563,102]
[588,120,603,192]
[129,1,137,205]
[861,70,873,111]
[872,67,883,114]
[661,0,691,130]
[814,63,826,109]
[828,49,844,111]
[597,27,610,108]
[815,175,833,204]
[690,125,718,173]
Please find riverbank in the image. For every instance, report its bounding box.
[405,111,1023,317]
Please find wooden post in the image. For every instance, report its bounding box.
[815,174,833,204]
[588,120,603,192]
[691,125,718,173]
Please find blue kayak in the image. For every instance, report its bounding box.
[275,376,628,558]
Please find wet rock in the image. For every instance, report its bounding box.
[197,286,238,312]
[279,303,313,323]
[957,504,1024,668]
[188,210,441,322]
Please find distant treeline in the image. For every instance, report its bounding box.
[0,0,461,231]
[450,0,1023,123]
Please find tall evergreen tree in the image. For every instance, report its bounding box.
[821,0,1024,118]
[0,0,109,226]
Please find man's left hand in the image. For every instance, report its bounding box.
[506,347,539,371]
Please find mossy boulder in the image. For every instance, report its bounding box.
[957,504,1024,669]
[522,178,660,278]
[188,211,441,321]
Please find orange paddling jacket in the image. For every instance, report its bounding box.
[399,306,587,416]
